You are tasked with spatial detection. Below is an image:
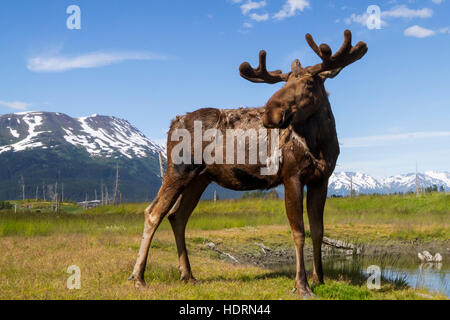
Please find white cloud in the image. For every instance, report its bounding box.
[27,51,168,73]
[341,131,450,148]
[439,27,450,34]
[240,0,267,15]
[249,12,269,21]
[404,25,436,38]
[382,5,433,19]
[243,22,253,28]
[0,100,32,110]
[432,0,444,4]
[274,0,310,20]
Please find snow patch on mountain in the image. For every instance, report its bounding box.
[0,111,165,159]
[7,127,20,138]
[0,112,47,154]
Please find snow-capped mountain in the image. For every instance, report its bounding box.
[329,171,450,196]
[0,111,167,202]
[328,172,386,196]
[383,171,450,194]
[0,111,165,159]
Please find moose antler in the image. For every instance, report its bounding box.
[305,30,368,76]
[239,50,290,84]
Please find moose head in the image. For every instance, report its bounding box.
[239,30,368,129]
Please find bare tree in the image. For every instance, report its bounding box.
[113,163,119,205]
[105,185,109,205]
[47,184,54,204]
[42,181,46,201]
[100,179,104,205]
[19,175,25,201]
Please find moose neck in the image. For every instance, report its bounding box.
[290,94,340,171]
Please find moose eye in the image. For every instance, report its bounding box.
[306,80,314,87]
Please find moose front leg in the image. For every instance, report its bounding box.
[307,178,328,285]
[284,176,315,298]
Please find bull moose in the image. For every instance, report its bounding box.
[130,30,368,297]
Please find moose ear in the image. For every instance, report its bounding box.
[319,67,344,81]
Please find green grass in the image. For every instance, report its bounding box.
[1,193,448,240]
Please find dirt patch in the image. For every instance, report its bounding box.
[205,239,450,269]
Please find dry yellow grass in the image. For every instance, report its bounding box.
[0,227,446,300]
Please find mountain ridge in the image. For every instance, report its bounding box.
[329,171,450,196]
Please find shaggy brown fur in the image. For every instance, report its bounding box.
[130,30,368,297]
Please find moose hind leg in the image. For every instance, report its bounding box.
[130,168,201,288]
[168,174,210,282]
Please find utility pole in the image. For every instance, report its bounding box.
[113,163,119,205]
[35,186,39,201]
[214,190,217,203]
[61,183,64,203]
[42,181,46,201]
[94,189,98,202]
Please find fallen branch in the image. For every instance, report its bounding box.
[322,237,361,254]
[206,242,240,264]
[255,242,271,254]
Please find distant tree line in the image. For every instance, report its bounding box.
[0,201,13,210]
[241,190,279,200]
[329,184,447,198]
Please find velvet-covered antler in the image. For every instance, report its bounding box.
[239,50,290,84]
[305,30,368,76]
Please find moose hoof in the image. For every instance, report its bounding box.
[292,284,317,299]
[311,277,324,286]
[299,289,317,300]
[180,274,197,284]
[129,275,147,289]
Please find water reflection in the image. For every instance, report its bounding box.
[322,255,449,297]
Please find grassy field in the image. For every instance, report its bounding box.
[0,193,448,300]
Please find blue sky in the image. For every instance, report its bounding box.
[0,0,449,178]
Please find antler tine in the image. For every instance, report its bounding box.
[239,50,289,84]
[305,30,368,76]
[333,29,352,58]
[305,34,332,66]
